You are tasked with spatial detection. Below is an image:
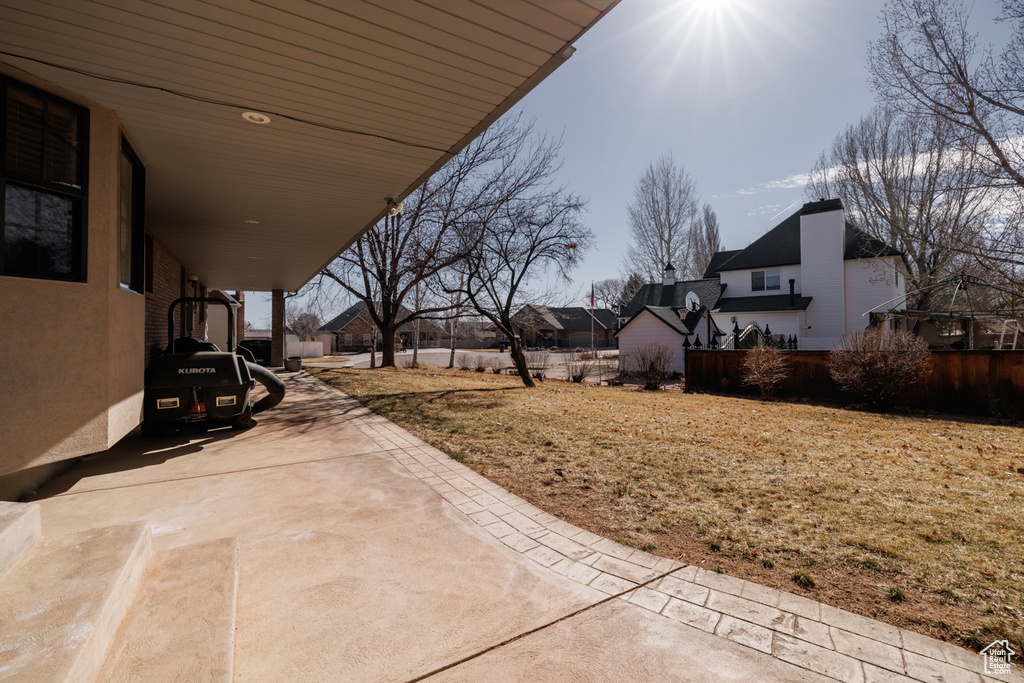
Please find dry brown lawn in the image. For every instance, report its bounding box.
[309,365,1024,654]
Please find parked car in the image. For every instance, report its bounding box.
[238,338,272,366]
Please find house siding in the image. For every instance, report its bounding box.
[617,311,686,374]
[719,264,801,298]
[843,257,906,335]
[800,208,846,350]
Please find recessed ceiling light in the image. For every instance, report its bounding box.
[242,112,271,125]
[248,256,259,260]
[244,219,260,224]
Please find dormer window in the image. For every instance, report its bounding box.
[752,269,780,292]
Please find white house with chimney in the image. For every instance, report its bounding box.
[616,199,909,370]
[707,199,908,350]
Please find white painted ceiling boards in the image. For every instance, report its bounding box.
[0,0,618,290]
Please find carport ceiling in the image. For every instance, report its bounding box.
[0,0,617,291]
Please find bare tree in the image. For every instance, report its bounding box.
[628,342,674,390]
[316,115,542,368]
[869,0,1024,192]
[622,155,703,281]
[285,308,320,338]
[619,272,647,310]
[593,278,623,311]
[806,107,993,310]
[690,203,722,279]
[442,128,591,387]
[459,188,592,386]
[741,346,791,400]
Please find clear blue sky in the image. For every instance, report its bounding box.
[245,0,1001,327]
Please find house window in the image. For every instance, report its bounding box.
[119,138,145,292]
[345,333,352,346]
[1,78,88,281]
[362,333,370,345]
[752,269,781,292]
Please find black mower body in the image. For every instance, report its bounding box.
[142,297,279,435]
[143,350,254,426]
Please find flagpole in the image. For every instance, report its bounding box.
[590,282,595,354]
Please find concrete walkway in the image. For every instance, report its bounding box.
[30,372,1019,682]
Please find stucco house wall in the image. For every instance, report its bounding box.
[0,65,145,485]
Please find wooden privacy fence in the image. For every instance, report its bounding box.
[685,350,1024,417]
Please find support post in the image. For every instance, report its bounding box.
[272,289,285,367]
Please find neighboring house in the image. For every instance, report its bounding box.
[615,199,908,370]
[513,305,618,348]
[615,265,725,374]
[437,319,499,350]
[317,302,443,353]
[708,199,907,350]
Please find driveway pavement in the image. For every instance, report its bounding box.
[29,371,1017,682]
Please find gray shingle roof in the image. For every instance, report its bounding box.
[317,301,444,333]
[615,305,724,338]
[515,306,617,331]
[710,199,902,273]
[619,278,725,320]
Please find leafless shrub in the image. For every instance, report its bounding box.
[829,328,932,411]
[456,353,473,371]
[628,343,674,390]
[741,346,791,400]
[526,350,549,381]
[563,350,596,383]
[474,355,489,372]
[396,355,413,369]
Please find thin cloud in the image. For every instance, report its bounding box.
[715,172,811,199]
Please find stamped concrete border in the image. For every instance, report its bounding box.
[307,374,1021,683]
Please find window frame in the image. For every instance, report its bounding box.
[0,77,89,282]
[118,136,145,293]
[751,269,781,292]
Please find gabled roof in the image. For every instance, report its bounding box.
[714,294,813,313]
[515,306,617,331]
[711,199,903,273]
[702,250,743,278]
[619,278,725,320]
[318,302,443,333]
[615,305,723,338]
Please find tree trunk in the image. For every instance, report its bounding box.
[448,321,457,369]
[509,337,535,388]
[370,326,376,369]
[380,321,396,367]
[412,318,420,368]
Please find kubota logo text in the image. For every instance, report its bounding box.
[178,367,216,374]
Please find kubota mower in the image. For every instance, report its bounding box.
[141,297,285,437]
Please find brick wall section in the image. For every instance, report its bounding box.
[337,315,379,351]
[144,233,185,366]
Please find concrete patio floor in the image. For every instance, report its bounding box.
[28,372,1019,682]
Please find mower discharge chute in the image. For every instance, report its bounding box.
[142,297,285,437]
